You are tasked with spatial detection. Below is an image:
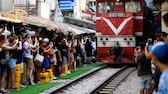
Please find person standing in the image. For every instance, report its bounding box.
[150,42,168,94]
[41,38,53,73]
[91,38,96,63]
[163,13,168,44]
[23,34,38,85]
[163,13,168,27]
[0,34,18,93]
[137,42,152,94]
[57,38,68,76]
[8,35,22,89]
[85,38,92,64]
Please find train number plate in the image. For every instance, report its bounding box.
[109,13,124,17]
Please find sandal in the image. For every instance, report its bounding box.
[10,87,19,91]
[0,89,7,94]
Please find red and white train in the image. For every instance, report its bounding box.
[95,0,154,64]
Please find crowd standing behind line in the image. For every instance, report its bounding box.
[1,13,167,94]
[0,29,97,93]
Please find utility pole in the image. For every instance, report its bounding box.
[26,0,29,15]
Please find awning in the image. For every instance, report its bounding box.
[62,23,96,35]
[26,16,72,35]
[59,0,73,12]
[0,16,23,23]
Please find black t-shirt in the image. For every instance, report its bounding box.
[57,43,68,57]
[137,53,152,76]
[0,50,6,59]
[9,48,18,59]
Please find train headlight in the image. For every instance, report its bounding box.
[105,38,109,41]
[130,38,132,41]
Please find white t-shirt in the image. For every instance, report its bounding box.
[91,41,96,51]
[23,41,33,59]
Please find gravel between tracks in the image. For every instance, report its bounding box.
[113,70,139,94]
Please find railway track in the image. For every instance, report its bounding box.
[90,66,136,94]
[41,65,107,94]
[41,65,135,94]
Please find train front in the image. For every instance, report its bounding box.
[96,0,144,64]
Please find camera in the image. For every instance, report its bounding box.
[147,38,153,45]
[50,42,53,45]
[147,38,153,52]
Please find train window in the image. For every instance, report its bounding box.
[98,2,113,13]
[125,2,141,13]
[115,2,123,6]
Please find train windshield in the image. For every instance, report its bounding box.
[98,2,114,13]
[125,1,141,13]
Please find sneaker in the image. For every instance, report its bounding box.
[83,64,87,67]
[53,77,57,80]
[29,81,35,85]
[10,87,20,91]
[20,84,26,88]
[24,81,29,86]
[0,89,8,93]
[60,73,65,76]
[74,68,77,71]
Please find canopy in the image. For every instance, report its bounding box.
[0,16,23,23]
[0,15,95,35]
[62,23,96,35]
[26,16,72,35]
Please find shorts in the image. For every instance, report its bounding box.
[62,56,67,66]
[24,57,34,69]
[138,75,152,90]
[8,58,17,68]
[42,58,50,68]
[0,64,8,75]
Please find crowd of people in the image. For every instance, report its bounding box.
[0,11,167,94]
[135,13,168,94]
[0,29,97,93]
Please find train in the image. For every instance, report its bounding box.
[95,0,157,64]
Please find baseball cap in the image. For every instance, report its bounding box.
[151,42,168,61]
[43,38,49,43]
[136,46,141,49]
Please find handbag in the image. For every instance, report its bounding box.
[34,49,44,67]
